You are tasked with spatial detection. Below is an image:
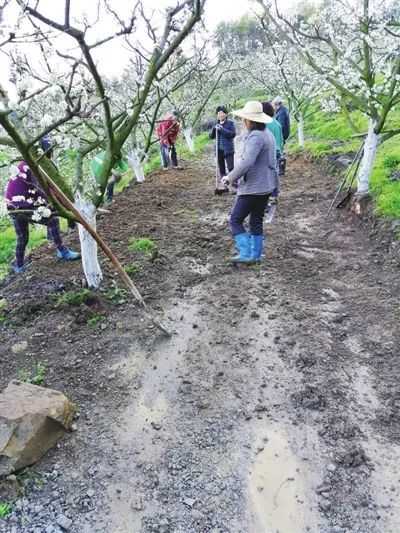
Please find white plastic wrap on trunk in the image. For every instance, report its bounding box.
[74,193,103,288]
[183,128,195,154]
[357,118,379,195]
[128,149,145,183]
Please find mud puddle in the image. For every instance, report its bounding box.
[249,426,306,532]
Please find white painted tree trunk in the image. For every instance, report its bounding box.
[357,119,380,195]
[297,114,305,147]
[74,193,103,288]
[183,127,195,154]
[128,149,145,183]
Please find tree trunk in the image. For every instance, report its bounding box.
[74,193,103,288]
[183,127,195,153]
[297,114,305,147]
[129,149,145,183]
[357,118,380,195]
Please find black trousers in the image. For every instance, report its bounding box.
[217,150,234,177]
[230,194,270,236]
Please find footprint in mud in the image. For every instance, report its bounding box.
[292,386,327,410]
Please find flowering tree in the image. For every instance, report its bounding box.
[257,0,400,194]
[242,43,327,146]
[0,0,205,293]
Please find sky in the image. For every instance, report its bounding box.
[0,0,298,90]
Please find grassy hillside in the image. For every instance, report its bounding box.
[289,109,400,219]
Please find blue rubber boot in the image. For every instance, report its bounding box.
[12,263,29,274]
[232,233,252,263]
[250,234,264,262]
[57,248,80,260]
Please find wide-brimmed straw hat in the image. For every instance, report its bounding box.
[232,101,273,124]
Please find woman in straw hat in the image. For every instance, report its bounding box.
[222,101,279,262]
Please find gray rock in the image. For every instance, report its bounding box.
[131,494,144,511]
[33,504,44,516]
[319,499,332,511]
[333,156,352,169]
[87,489,95,498]
[56,514,72,531]
[0,380,75,476]
[11,340,28,354]
[184,497,196,507]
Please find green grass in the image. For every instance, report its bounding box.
[124,262,142,275]
[370,139,400,218]
[0,299,6,323]
[55,289,92,307]
[144,150,162,173]
[18,361,47,385]
[288,107,400,219]
[86,315,105,326]
[115,170,135,194]
[129,237,157,253]
[0,501,13,518]
[106,286,127,300]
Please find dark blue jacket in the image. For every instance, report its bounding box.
[209,119,236,155]
[276,106,290,141]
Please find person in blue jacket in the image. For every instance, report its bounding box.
[209,105,236,191]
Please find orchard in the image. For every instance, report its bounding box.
[0,1,399,532]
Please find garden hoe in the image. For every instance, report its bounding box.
[214,127,228,195]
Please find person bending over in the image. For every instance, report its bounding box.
[5,162,80,274]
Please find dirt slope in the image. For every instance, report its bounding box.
[1,149,399,533]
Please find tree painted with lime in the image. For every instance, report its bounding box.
[257,0,400,194]
[0,0,206,292]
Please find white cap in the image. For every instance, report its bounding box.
[272,96,283,105]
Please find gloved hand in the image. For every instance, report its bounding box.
[215,124,222,131]
[221,176,231,187]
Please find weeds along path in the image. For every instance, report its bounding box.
[1,148,399,533]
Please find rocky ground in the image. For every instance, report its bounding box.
[0,146,399,533]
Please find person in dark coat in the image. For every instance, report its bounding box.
[272,97,290,141]
[209,105,236,191]
[272,97,290,175]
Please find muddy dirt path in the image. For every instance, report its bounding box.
[1,148,399,533]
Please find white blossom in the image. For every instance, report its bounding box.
[37,206,51,218]
[11,195,26,202]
